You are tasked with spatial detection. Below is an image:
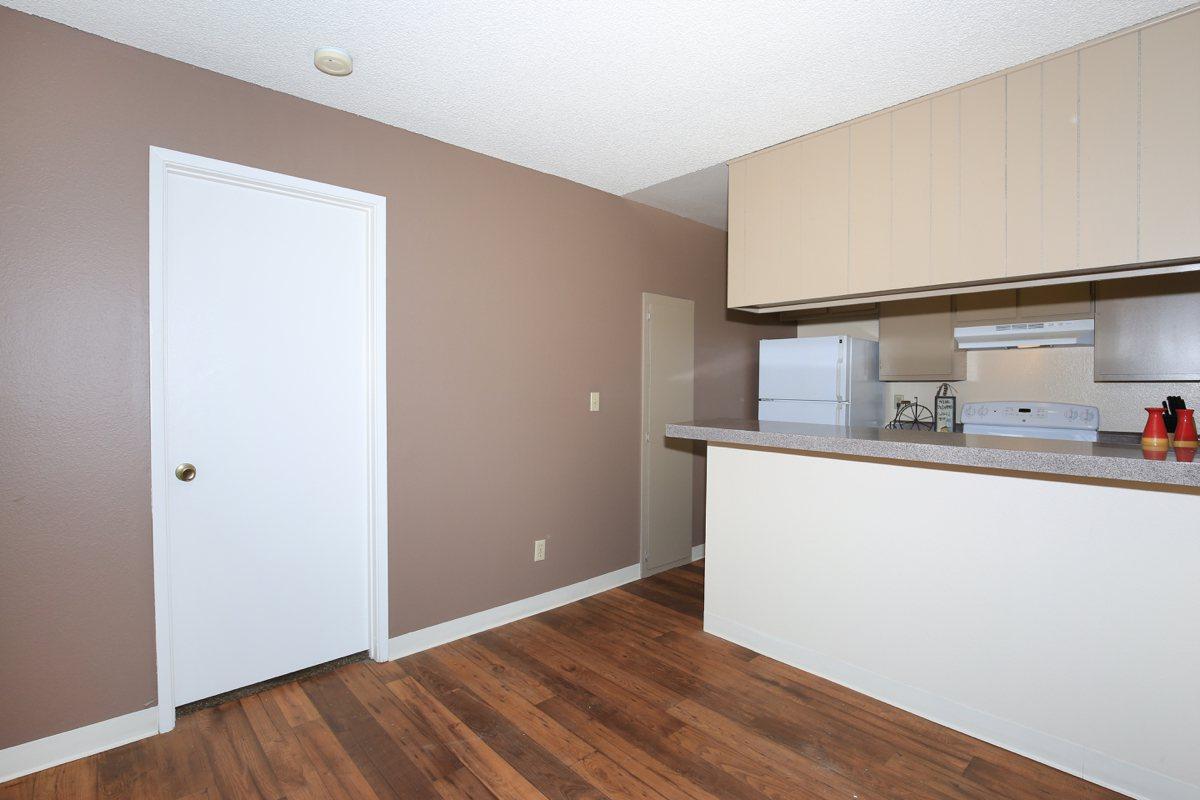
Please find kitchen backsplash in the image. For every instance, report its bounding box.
[795,317,1196,432]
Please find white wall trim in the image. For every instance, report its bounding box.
[0,708,158,785]
[691,544,705,561]
[148,146,388,734]
[389,564,639,660]
[706,613,1199,800]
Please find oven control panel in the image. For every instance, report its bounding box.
[961,401,1100,430]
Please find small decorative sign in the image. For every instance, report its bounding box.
[934,396,957,433]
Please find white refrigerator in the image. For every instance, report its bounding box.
[758,336,884,426]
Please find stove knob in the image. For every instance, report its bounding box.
[1066,409,1078,421]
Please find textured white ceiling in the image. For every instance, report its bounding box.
[8,0,1193,224]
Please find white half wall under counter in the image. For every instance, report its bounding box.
[669,420,1200,800]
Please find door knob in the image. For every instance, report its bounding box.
[175,463,197,482]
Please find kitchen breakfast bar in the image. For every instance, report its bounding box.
[668,420,1200,800]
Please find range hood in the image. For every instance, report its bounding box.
[954,319,1095,350]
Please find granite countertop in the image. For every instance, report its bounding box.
[666,418,1200,489]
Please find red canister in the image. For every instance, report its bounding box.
[1174,408,1197,451]
[1143,407,1170,453]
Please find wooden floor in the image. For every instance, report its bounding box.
[2,560,1129,800]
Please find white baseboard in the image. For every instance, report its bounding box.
[691,544,705,561]
[0,707,158,784]
[389,563,640,660]
[705,613,1199,800]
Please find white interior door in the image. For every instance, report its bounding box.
[641,293,695,576]
[151,149,386,711]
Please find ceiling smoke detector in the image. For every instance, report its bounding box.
[314,47,353,77]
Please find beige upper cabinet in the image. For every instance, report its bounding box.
[848,114,892,294]
[1079,33,1139,269]
[744,148,786,302]
[952,283,1092,324]
[727,144,800,307]
[1006,58,1080,278]
[959,77,1007,281]
[726,159,748,307]
[800,129,850,299]
[1017,283,1093,319]
[1140,12,1200,263]
[777,141,805,298]
[1005,66,1041,278]
[1095,273,1200,381]
[953,290,1017,323]
[726,7,1200,310]
[1008,57,1084,280]
[879,297,965,381]
[891,100,932,290]
[1041,52,1079,274]
[929,92,961,286]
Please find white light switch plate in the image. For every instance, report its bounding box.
[589,391,600,412]
[533,539,546,561]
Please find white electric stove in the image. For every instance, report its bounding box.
[961,401,1100,442]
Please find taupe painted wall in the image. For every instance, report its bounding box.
[0,7,789,749]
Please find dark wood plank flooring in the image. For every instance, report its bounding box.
[1,560,1130,799]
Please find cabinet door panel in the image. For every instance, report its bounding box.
[849,114,893,294]
[960,77,1007,281]
[930,93,962,285]
[1042,52,1079,274]
[892,100,932,289]
[775,142,806,301]
[1006,66,1041,277]
[879,297,965,380]
[741,153,777,304]
[741,148,797,304]
[953,290,1017,323]
[1080,33,1138,269]
[1140,13,1200,263]
[1096,273,1200,381]
[1018,283,1092,319]
[726,159,748,307]
[800,129,850,299]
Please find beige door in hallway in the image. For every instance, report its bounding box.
[640,293,695,577]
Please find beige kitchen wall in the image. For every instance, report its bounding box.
[0,7,792,751]
[795,316,1196,431]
